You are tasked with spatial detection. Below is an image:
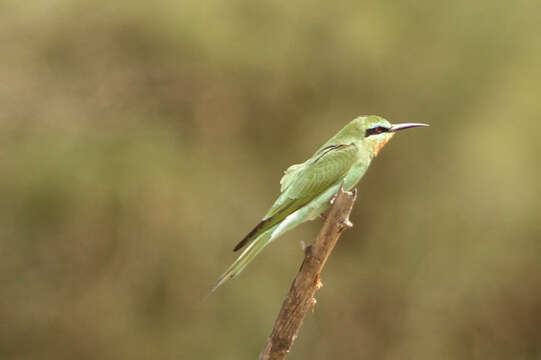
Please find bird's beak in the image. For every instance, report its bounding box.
[388,123,429,132]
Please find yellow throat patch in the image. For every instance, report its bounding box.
[374,133,394,157]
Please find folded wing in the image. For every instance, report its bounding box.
[233,143,358,251]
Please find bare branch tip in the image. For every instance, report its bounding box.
[341,218,354,228]
[259,181,357,360]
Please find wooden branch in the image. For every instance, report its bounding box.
[259,186,357,360]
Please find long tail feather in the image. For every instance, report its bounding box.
[211,226,276,293]
[233,218,271,251]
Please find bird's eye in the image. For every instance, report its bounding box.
[365,126,388,137]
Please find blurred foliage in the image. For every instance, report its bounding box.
[1,1,541,359]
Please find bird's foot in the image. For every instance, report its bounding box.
[331,181,346,205]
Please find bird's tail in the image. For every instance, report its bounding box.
[210,226,276,293]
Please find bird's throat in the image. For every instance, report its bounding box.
[373,133,394,157]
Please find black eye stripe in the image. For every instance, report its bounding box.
[365,126,389,137]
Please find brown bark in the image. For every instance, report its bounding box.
[259,186,357,360]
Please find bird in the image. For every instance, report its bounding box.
[212,115,428,292]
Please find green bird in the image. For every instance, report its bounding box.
[213,115,428,291]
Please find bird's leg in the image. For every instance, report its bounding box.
[320,213,328,220]
[337,186,356,228]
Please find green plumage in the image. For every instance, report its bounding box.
[212,115,427,292]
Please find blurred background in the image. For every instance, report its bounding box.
[1,1,540,359]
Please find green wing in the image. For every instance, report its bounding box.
[233,143,358,251]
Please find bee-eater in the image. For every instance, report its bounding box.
[213,115,428,291]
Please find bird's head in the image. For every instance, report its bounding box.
[356,115,428,157]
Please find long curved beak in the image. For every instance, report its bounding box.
[389,123,429,132]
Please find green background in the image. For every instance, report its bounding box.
[2,1,540,359]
